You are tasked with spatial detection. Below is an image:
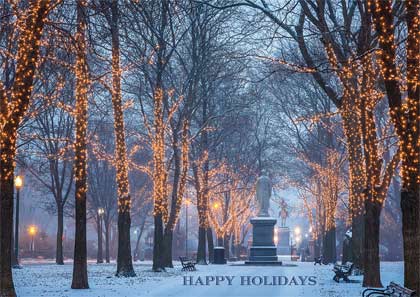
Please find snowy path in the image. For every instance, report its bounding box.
[14,261,403,297]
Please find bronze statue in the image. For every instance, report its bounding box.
[256,171,272,217]
[279,198,289,227]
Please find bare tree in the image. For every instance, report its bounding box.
[0,1,54,295]
[100,0,136,277]
[370,0,420,292]
[87,122,118,264]
[20,60,75,265]
[71,0,90,289]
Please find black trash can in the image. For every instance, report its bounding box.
[213,247,227,264]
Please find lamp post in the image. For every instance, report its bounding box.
[185,199,191,257]
[14,176,23,268]
[97,208,104,264]
[133,229,139,261]
[28,225,37,257]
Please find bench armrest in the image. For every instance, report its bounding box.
[362,288,387,297]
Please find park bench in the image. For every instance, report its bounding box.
[314,257,322,265]
[362,282,416,297]
[179,256,196,271]
[333,262,354,283]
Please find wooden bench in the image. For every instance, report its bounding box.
[314,257,322,265]
[179,256,196,271]
[333,262,354,283]
[362,282,416,297]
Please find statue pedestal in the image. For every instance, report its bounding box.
[277,227,291,255]
[245,217,282,265]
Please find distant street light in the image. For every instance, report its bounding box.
[294,226,302,248]
[28,225,37,256]
[15,176,23,189]
[293,226,301,237]
[97,208,105,263]
[14,175,23,268]
[291,227,303,251]
[212,202,220,210]
[273,226,279,246]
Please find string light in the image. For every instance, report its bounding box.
[369,0,420,187]
[163,119,190,232]
[296,150,346,237]
[309,28,401,217]
[1,1,52,180]
[206,164,255,242]
[152,87,168,221]
[110,17,131,213]
[73,0,89,201]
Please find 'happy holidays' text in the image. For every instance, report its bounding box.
[182,275,317,286]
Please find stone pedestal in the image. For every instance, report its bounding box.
[245,218,282,265]
[277,227,291,255]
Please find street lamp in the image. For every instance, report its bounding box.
[185,199,191,257]
[97,208,104,263]
[212,202,220,210]
[28,225,37,257]
[14,175,23,267]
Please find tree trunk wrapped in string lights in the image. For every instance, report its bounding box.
[294,6,368,271]
[0,1,52,296]
[127,0,185,273]
[324,42,400,285]
[193,150,210,264]
[162,119,190,268]
[356,54,400,288]
[71,0,89,289]
[295,5,399,281]
[108,0,135,277]
[370,0,420,292]
[152,85,169,272]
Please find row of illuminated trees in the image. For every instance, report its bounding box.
[0,1,263,296]
[0,1,418,296]
[0,0,141,294]
[220,0,418,291]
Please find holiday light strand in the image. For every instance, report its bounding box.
[369,0,420,187]
[73,0,89,201]
[1,0,52,181]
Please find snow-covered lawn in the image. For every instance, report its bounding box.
[13,260,403,297]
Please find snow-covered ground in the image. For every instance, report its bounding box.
[13,260,403,297]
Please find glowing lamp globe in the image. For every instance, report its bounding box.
[15,176,23,190]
